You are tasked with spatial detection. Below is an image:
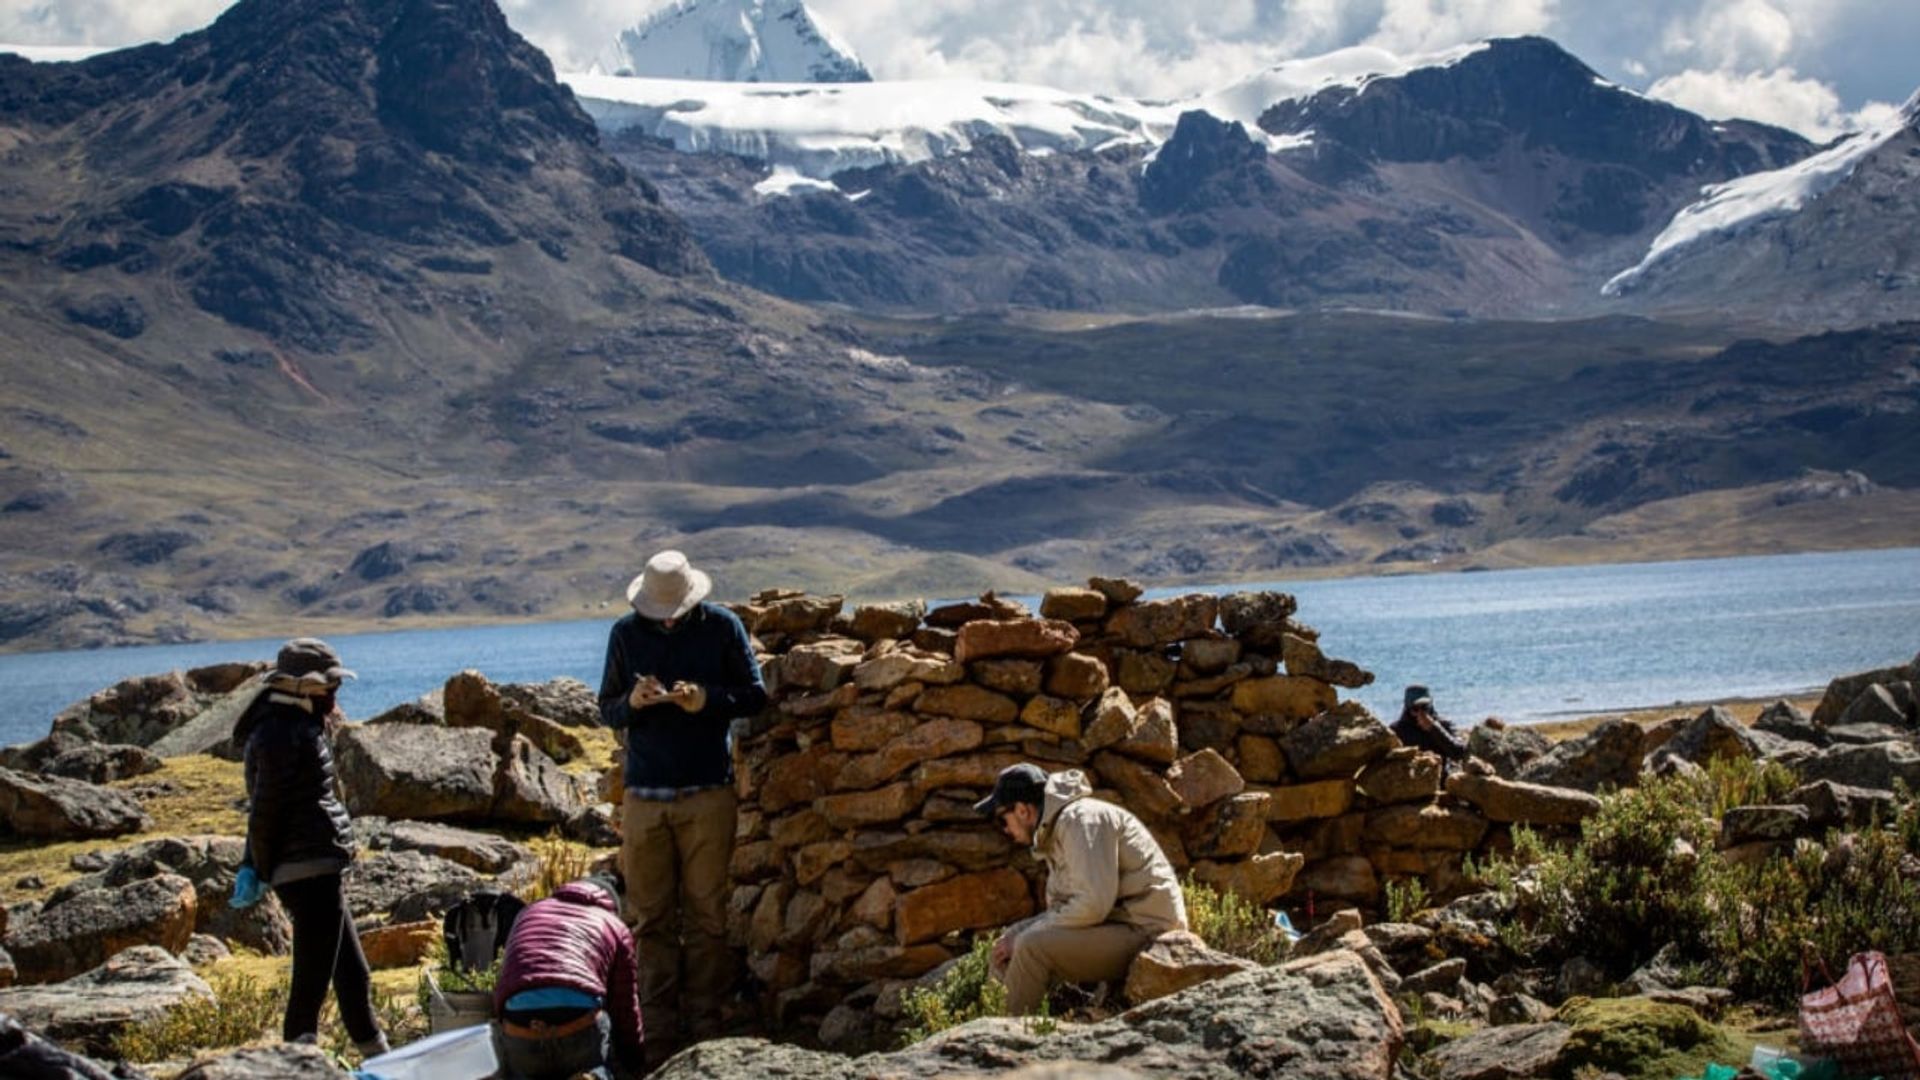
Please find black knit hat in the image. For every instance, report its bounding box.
[973,763,1048,817]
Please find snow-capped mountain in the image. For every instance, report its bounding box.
[1599,84,1920,323]
[561,41,1493,182]
[596,0,869,83]
[1606,89,1920,295]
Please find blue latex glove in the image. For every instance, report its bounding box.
[230,865,265,909]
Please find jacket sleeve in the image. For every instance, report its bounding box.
[597,625,635,731]
[1034,809,1122,932]
[608,921,646,1071]
[700,614,767,721]
[244,724,295,876]
[1430,717,1470,762]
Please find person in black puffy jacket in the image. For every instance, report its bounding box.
[234,637,387,1058]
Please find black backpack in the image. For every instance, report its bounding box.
[441,890,527,974]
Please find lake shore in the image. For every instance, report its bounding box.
[1536,691,1826,741]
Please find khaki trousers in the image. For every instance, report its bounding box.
[621,787,736,1048]
[999,921,1150,1016]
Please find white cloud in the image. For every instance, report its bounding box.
[2,0,1913,138]
[1363,0,1554,54]
[1646,66,1896,139]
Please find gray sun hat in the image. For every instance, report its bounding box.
[1404,685,1433,710]
[271,638,356,682]
[972,763,1048,818]
[626,550,712,621]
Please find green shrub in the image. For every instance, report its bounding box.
[898,937,1006,1045]
[1481,774,1718,975]
[1181,875,1288,965]
[1385,877,1429,923]
[115,971,283,1062]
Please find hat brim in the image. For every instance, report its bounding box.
[1409,696,1433,708]
[268,666,355,683]
[627,567,712,621]
[972,792,998,817]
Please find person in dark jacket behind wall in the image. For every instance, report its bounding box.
[491,875,643,1080]
[597,549,767,1067]
[232,638,387,1058]
[1391,684,1470,763]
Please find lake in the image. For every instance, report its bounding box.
[3,547,1917,750]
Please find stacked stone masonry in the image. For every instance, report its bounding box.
[721,581,1591,1032]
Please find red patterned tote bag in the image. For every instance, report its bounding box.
[1800,949,1920,1079]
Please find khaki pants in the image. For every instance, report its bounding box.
[997,921,1150,1016]
[621,787,736,1050]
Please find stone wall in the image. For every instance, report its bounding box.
[720,579,1593,1038]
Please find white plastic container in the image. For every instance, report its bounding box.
[422,966,494,1035]
[358,1023,497,1080]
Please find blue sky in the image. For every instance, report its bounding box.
[3,0,1914,139]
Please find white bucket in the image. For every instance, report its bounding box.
[422,967,494,1035]
[359,1023,497,1080]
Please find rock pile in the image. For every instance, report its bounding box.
[719,582,1597,1042]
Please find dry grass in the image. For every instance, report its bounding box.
[1533,693,1824,743]
[0,753,246,905]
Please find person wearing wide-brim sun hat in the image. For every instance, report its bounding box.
[230,637,388,1058]
[596,550,766,1067]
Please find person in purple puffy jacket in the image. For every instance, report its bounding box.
[491,875,644,1080]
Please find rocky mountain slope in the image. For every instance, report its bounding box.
[1604,89,1920,326]
[596,0,870,83]
[1,5,1915,653]
[598,37,1825,321]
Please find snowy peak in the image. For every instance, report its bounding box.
[599,0,869,83]
[1904,86,1920,127]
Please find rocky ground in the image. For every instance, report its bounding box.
[0,581,1916,1079]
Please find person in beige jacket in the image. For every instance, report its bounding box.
[977,763,1188,1015]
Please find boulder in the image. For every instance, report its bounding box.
[954,618,1079,664]
[1019,696,1083,740]
[51,668,246,748]
[362,819,531,874]
[1217,591,1300,651]
[1466,724,1552,779]
[1281,634,1372,689]
[1813,658,1920,727]
[972,659,1045,696]
[497,676,600,728]
[1647,706,1766,770]
[4,872,196,985]
[1787,780,1895,829]
[1232,676,1338,727]
[1182,849,1305,899]
[1839,684,1913,729]
[343,850,483,923]
[1184,792,1270,859]
[1114,650,1178,695]
[1105,595,1218,649]
[359,919,439,969]
[1091,753,1182,820]
[835,719,984,791]
[1754,700,1825,746]
[444,670,586,764]
[1236,735,1286,783]
[1827,722,1910,745]
[492,734,588,825]
[64,835,290,956]
[1114,698,1179,765]
[1044,652,1110,700]
[1294,856,1378,904]
[0,1012,119,1077]
[1424,1022,1570,1080]
[775,639,866,693]
[741,593,845,635]
[1040,588,1108,623]
[1515,718,1643,792]
[0,730,162,784]
[1089,577,1146,604]
[1166,749,1244,809]
[659,945,1400,1080]
[146,680,265,761]
[854,650,966,693]
[1446,773,1602,827]
[0,945,212,1057]
[926,593,1031,628]
[895,868,1033,946]
[0,945,12,988]
[1123,930,1260,1004]
[1363,804,1488,850]
[1279,704,1396,781]
[1787,741,1920,793]
[848,600,927,642]
[1719,805,1811,847]
[1356,747,1442,803]
[0,768,151,840]
[175,1043,351,1079]
[914,684,1019,725]
[1264,779,1356,822]
[333,723,496,821]
[1084,688,1140,752]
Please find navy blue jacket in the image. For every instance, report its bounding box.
[597,602,767,790]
